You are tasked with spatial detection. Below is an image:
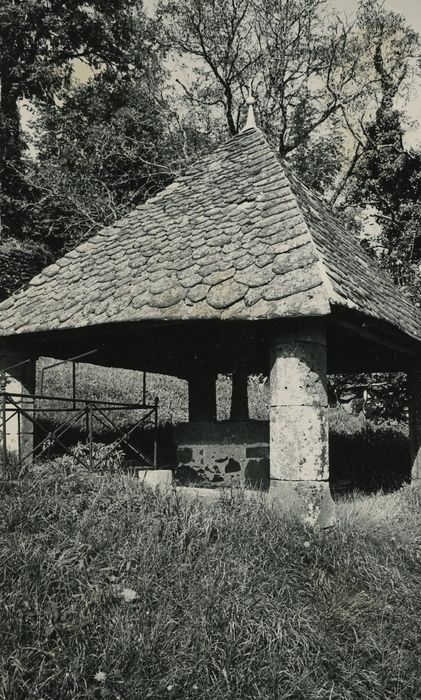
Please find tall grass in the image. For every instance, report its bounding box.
[1,462,421,699]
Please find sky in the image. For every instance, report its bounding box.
[146,0,421,30]
[332,0,421,32]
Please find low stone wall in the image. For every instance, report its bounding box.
[173,420,269,488]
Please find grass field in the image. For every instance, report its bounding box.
[1,461,421,699]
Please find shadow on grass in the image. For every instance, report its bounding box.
[330,424,410,496]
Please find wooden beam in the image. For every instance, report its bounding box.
[332,311,419,359]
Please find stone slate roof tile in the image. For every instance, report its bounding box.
[0,127,421,341]
[284,164,421,340]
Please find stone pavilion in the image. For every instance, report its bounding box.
[1,119,421,526]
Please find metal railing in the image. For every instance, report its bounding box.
[0,390,159,477]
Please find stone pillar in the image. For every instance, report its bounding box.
[0,348,36,475]
[188,369,217,422]
[269,321,335,527]
[230,370,249,421]
[407,369,421,484]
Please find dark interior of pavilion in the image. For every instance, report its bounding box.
[30,358,411,498]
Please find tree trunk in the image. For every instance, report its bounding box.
[0,74,26,238]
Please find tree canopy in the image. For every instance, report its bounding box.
[31,67,218,252]
[157,0,421,197]
[1,0,421,315]
[0,0,140,238]
[341,2,421,298]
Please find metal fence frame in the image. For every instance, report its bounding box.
[0,390,159,477]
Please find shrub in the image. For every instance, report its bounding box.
[70,441,125,472]
[329,408,410,493]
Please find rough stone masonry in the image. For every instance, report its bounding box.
[269,320,335,527]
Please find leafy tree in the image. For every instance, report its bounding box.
[157,0,370,151]
[251,0,365,156]
[289,129,345,194]
[328,2,421,422]
[0,238,49,300]
[343,2,421,295]
[157,0,421,199]
[29,68,220,252]
[0,0,140,239]
[157,0,257,136]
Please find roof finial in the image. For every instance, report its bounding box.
[241,82,256,132]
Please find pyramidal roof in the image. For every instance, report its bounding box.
[1,127,421,342]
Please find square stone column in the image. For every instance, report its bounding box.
[188,369,217,422]
[269,320,335,527]
[0,348,36,474]
[407,369,421,484]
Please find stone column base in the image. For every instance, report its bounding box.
[269,479,336,528]
[0,352,36,472]
[138,469,173,490]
